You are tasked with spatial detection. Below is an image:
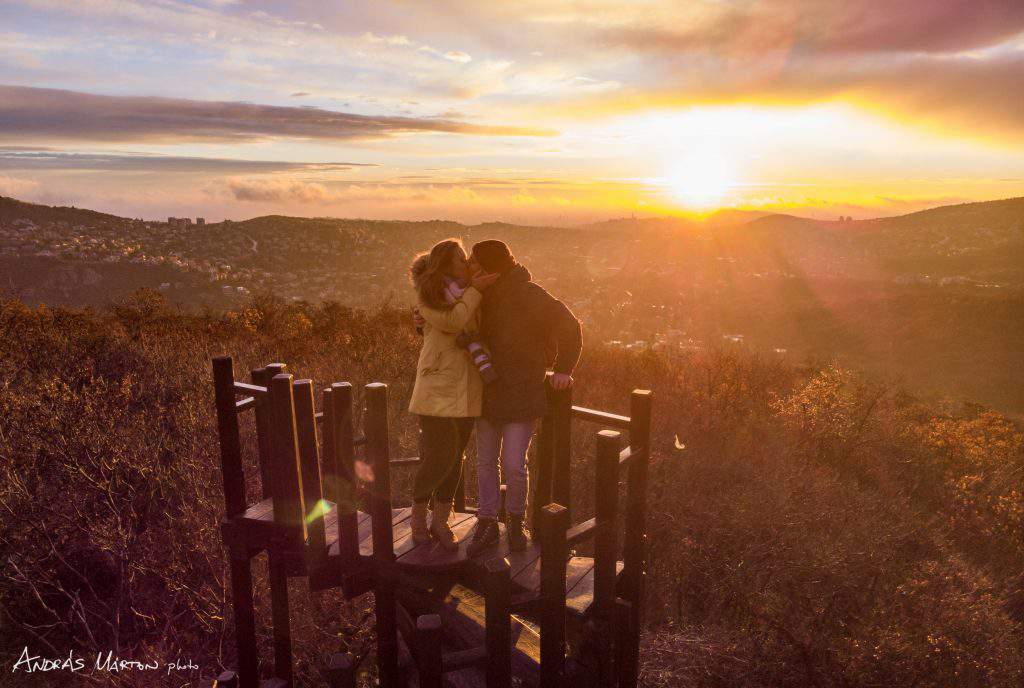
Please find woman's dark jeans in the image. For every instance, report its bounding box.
[413,415,474,505]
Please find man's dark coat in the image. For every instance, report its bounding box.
[479,263,582,423]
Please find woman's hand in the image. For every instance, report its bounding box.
[470,271,499,291]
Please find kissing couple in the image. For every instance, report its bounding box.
[407,238,582,556]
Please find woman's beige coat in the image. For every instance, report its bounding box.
[408,286,483,417]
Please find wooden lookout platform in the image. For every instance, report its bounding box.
[211,357,652,688]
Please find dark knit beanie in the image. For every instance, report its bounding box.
[472,240,515,273]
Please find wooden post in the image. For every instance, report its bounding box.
[594,430,620,623]
[594,430,622,688]
[550,385,573,519]
[293,379,326,564]
[214,670,239,687]
[321,387,337,506]
[366,382,399,688]
[332,382,360,570]
[621,389,652,688]
[268,373,304,687]
[614,598,636,688]
[251,367,272,498]
[484,557,512,688]
[213,357,246,518]
[416,614,444,688]
[224,534,259,688]
[267,543,293,687]
[539,503,569,688]
[533,379,555,535]
[326,653,357,688]
[255,363,287,501]
[264,363,288,377]
[269,373,306,549]
[367,383,394,560]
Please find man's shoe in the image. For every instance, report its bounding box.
[467,517,500,557]
[506,513,530,552]
[411,501,432,545]
[430,499,459,551]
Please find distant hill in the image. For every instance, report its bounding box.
[1,193,1022,298]
[703,208,780,226]
[0,195,125,226]
[856,197,1024,277]
[579,216,698,232]
[1,194,1022,413]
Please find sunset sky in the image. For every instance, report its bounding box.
[1,0,1023,223]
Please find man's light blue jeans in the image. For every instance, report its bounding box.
[475,417,535,519]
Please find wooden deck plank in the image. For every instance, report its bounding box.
[327,508,409,557]
[395,514,479,570]
[512,555,595,598]
[240,497,352,530]
[392,511,475,559]
[464,523,542,583]
[355,507,411,555]
[240,497,274,523]
[501,556,626,620]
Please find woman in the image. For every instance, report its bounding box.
[408,239,496,549]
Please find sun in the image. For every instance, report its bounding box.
[663,149,737,210]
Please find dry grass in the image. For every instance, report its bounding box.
[1,290,1022,686]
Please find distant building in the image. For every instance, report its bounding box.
[196,217,205,225]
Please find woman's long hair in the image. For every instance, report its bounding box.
[410,238,464,310]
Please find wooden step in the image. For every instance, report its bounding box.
[437,583,540,688]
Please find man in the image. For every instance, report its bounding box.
[466,240,582,554]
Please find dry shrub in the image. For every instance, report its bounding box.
[1,292,1022,686]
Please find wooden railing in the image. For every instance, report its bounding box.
[211,355,652,688]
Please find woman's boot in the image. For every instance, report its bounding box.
[411,501,432,545]
[430,499,459,551]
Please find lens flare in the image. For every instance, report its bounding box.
[663,150,737,210]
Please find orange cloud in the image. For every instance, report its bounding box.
[596,0,1024,55]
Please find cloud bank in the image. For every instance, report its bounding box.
[0,86,556,144]
[0,148,377,173]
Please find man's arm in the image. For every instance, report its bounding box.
[534,285,582,375]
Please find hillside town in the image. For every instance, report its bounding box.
[1,196,1021,363]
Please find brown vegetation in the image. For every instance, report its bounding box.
[1,290,1022,686]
